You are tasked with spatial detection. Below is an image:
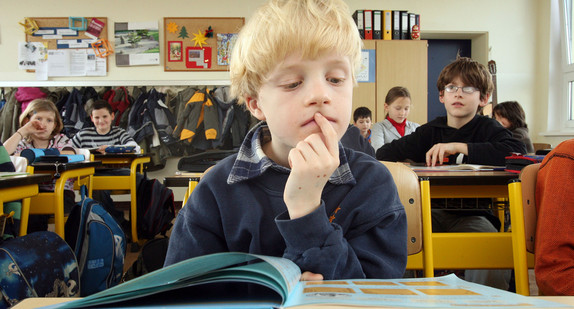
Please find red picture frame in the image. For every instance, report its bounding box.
[168,41,182,62]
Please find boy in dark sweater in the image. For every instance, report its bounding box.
[164,0,407,281]
[377,57,526,290]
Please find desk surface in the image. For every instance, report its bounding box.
[92,153,148,159]
[415,170,518,186]
[0,173,53,189]
[164,172,203,187]
[12,296,574,308]
[30,161,101,172]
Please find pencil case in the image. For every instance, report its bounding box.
[20,148,60,163]
[505,154,545,173]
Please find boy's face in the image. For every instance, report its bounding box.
[354,116,372,135]
[439,76,489,127]
[246,52,353,164]
[90,108,114,134]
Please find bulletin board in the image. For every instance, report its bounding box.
[24,17,109,72]
[163,17,244,72]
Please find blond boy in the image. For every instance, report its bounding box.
[165,0,407,281]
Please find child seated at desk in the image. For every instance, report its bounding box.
[377,57,526,290]
[71,99,141,233]
[3,98,77,233]
[71,99,140,154]
[164,0,407,281]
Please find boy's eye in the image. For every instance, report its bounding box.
[328,77,344,84]
[283,81,302,89]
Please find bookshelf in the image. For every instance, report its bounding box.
[352,40,428,125]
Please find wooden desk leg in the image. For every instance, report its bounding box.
[508,180,529,296]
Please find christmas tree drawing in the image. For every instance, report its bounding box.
[178,26,189,39]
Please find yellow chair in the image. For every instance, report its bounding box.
[507,163,540,296]
[88,152,150,246]
[25,162,95,238]
[380,161,434,277]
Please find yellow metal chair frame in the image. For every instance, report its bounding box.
[24,164,95,238]
[88,154,150,245]
[419,171,533,295]
[380,161,434,277]
[507,163,541,296]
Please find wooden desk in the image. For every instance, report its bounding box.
[164,172,202,206]
[412,170,532,295]
[0,173,52,224]
[90,153,150,245]
[27,161,100,238]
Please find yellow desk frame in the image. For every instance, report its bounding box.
[415,171,533,296]
[89,154,150,245]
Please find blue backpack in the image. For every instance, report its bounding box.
[0,231,79,308]
[65,186,126,296]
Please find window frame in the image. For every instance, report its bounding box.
[559,0,574,129]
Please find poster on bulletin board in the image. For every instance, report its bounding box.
[163,17,244,72]
[23,17,109,75]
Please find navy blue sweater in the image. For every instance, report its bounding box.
[165,148,407,280]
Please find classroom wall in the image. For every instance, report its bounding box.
[0,1,568,146]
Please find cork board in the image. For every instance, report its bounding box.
[163,17,244,72]
[25,17,108,49]
[24,17,109,72]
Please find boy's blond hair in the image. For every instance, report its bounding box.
[230,0,362,104]
[436,56,494,102]
[19,98,63,138]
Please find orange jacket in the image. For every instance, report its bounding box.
[535,138,574,295]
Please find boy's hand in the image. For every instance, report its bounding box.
[425,142,468,166]
[300,271,324,281]
[97,145,109,154]
[284,113,340,219]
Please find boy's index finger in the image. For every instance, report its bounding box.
[314,112,338,155]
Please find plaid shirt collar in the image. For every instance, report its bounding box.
[228,122,356,185]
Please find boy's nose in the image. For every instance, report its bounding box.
[306,81,331,106]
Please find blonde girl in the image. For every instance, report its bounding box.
[3,98,76,232]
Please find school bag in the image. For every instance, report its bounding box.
[122,237,170,282]
[136,177,175,240]
[0,231,79,308]
[64,186,126,296]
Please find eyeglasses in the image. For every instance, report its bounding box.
[444,85,479,94]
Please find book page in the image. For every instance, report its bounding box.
[283,274,568,308]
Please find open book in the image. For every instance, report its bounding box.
[42,252,566,309]
[411,164,506,172]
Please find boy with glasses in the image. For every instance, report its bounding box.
[377,57,526,290]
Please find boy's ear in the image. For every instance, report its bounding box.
[479,93,491,107]
[110,111,115,121]
[245,96,266,121]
